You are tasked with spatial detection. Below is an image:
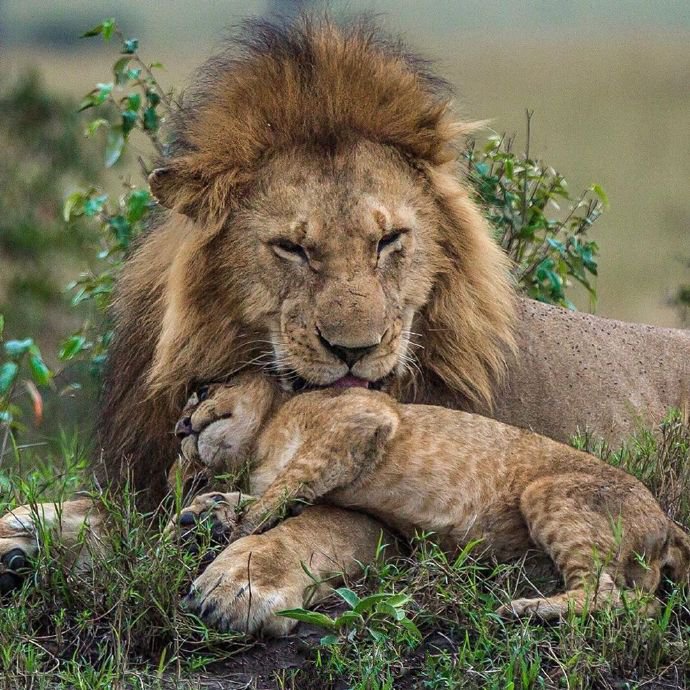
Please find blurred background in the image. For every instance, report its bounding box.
[0,0,688,441]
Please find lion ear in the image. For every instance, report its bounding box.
[148,164,240,223]
[148,166,204,217]
[148,167,175,207]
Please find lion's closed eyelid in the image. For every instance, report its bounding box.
[377,228,408,256]
[268,238,309,264]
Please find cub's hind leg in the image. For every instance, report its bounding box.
[498,474,637,620]
[0,498,103,594]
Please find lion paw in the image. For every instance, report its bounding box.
[0,510,34,594]
[183,532,305,636]
[0,499,101,594]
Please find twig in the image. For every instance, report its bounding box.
[521,109,534,232]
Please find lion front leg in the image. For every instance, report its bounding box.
[0,498,104,593]
[183,504,394,635]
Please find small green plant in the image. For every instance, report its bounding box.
[279,586,421,646]
[467,111,606,309]
[0,314,53,460]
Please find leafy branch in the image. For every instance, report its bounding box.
[467,112,606,309]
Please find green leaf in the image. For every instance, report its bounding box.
[368,629,386,643]
[122,38,139,54]
[378,593,411,609]
[398,616,422,641]
[113,56,131,85]
[81,19,115,38]
[591,184,609,207]
[96,82,114,103]
[146,89,161,107]
[474,162,490,177]
[143,106,159,132]
[83,194,108,217]
[0,474,12,494]
[353,593,403,615]
[101,18,116,40]
[84,118,109,137]
[77,94,97,112]
[126,93,141,111]
[105,127,125,167]
[319,634,339,646]
[0,315,4,339]
[59,336,87,361]
[0,362,19,395]
[79,83,113,111]
[108,216,132,245]
[29,354,51,386]
[126,189,151,222]
[4,339,34,358]
[378,603,405,620]
[121,109,137,135]
[333,611,361,628]
[334,587,360,609]
[276,609,336,630]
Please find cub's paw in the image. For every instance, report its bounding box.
[183,532,305,636]
[496,597,558,619]
[168,492,253,545]
[497,595,579,620]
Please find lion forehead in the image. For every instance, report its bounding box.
[248,143,428,241]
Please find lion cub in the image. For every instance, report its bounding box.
[172,372,690,619]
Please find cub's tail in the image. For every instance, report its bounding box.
[663,521,690,584]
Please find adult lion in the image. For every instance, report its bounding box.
[0,17,688,634]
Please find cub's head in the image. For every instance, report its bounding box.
[146,17,515,409]
[168,373,281,491]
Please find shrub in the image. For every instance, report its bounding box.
[466,111,605,309]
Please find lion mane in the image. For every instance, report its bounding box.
[98,16,515,508]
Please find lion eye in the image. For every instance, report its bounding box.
[377,231,404,256]
[270,240,308,264]
[196,385,210,402]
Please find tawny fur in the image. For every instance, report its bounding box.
[98,16,515,509]
[1,16,688,636]
[175,377,690,623]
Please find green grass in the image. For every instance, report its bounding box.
[0,411,688,689]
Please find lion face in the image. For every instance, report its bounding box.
[222,143,438,390]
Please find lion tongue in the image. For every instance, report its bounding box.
[331,375,370,389]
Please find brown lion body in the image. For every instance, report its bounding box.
[170,375,690,627]
[0,17,688,632]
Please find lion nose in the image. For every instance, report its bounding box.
[318,332,378,368]
[175,417,193,439]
